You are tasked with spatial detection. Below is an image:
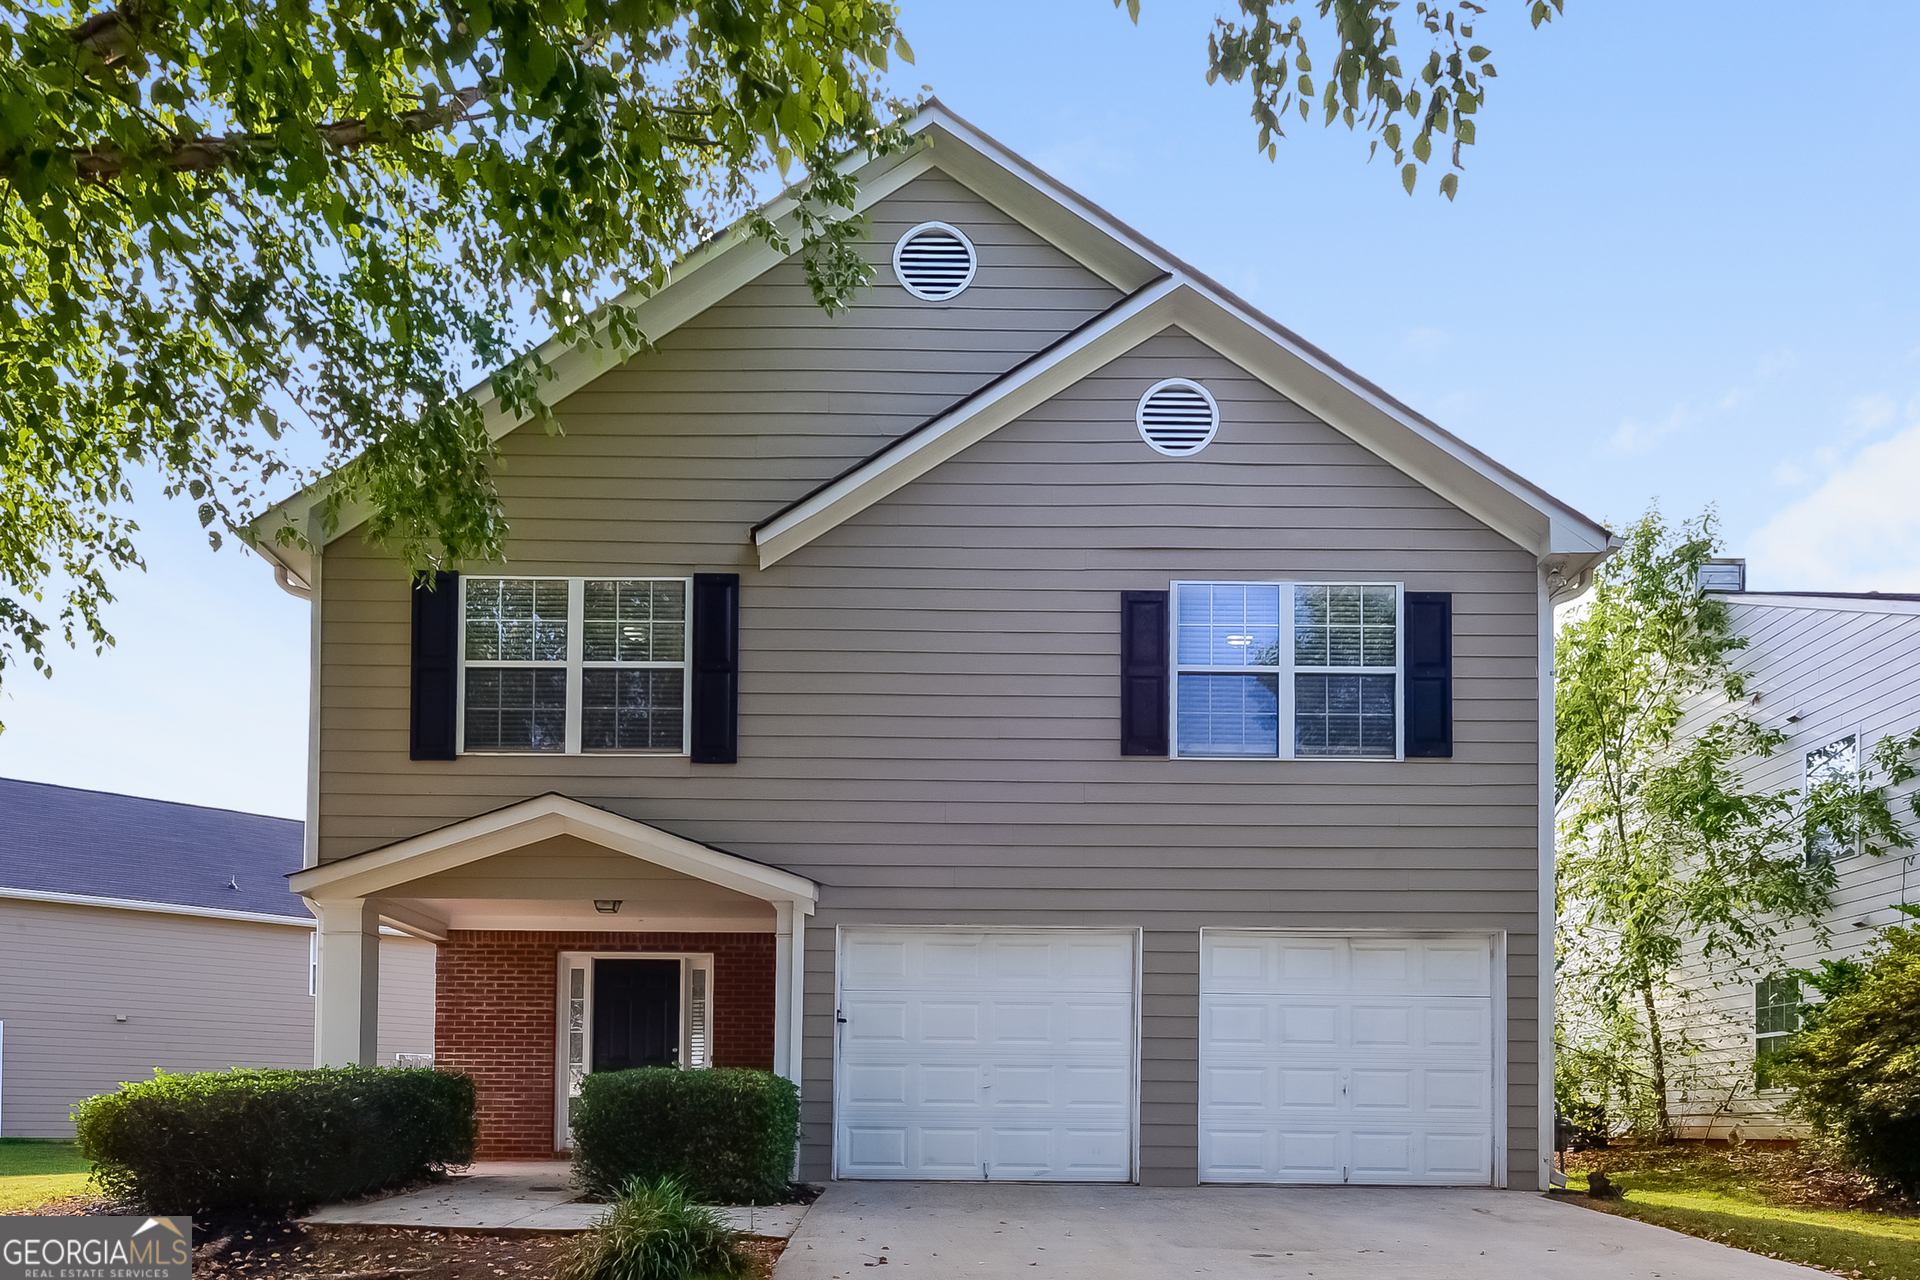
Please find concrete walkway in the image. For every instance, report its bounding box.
[301,1161,809,1239]
[772,1182,1827,1279]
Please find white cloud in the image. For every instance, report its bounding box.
[1746,421,1920,592]
[1403,326,1449,361]
[1611,403,1696,454]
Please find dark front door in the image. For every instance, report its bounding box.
[592,958,681,1072]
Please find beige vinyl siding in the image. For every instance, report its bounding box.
[1667,598,1920,1139]
[315,176,1544,1184]
[0,899,312,1137]
[0,899,437,1135]
[378,934,438,1066]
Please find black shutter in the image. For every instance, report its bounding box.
[410,571,460,761]
[1120,590,1170,756]
[1403,591,1453,758]
[690,573,740,764]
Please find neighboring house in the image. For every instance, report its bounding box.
[246,101,1615,1189]
[0,779,437,1137]
[1665,563,1920,1140]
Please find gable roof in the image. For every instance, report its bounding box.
[0,777,307,919]
[1717,590,1920,616]
[288,792,815,909]
[248,100,1613,587]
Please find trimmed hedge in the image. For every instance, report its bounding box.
[571,1069,798,1204]
[73,1066,476,1216]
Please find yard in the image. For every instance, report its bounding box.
[0,1138,92,1212]
[1566,1143,1920,1279]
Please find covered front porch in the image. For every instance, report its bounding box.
[290,794,816,1157]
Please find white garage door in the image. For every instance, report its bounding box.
[1199,931,1495,1185]
[836,928,1137,1181]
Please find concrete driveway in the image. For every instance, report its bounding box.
[773,1182,1826,1280]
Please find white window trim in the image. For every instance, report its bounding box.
[554,950,717,1150]
[457,575,692,757]
[1168,580,1405,762]
[1804,728,1863,862]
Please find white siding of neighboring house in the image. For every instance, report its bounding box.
[0,897,437,1138]
[1665,596,1920,1139]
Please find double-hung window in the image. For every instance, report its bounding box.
[1754,973,1802,1089]
[459,577,689,755]
[1804,733,1860,863]
[1172,581,1403,759]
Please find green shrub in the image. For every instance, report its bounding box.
[558,1177,746,1280]
[1778,909,1920,1194]
[73,1066,475,1216]
[571,1069,798,1204]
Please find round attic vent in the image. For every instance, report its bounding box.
[893,222,977,301]
[1136,378,1219,456]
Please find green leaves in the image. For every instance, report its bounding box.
[0,0,913,714]
[1551,507,1918,1139]
[1203,0,1550,198]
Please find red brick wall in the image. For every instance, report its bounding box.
[434,931,777,1159]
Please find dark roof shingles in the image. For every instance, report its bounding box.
[0,778,308,918]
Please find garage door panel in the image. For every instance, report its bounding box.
[844,1064,909,1106]
[839,929,1137,1181]
[1275,1129,1342,1180]
[843,1125,908,1173]
[1424,1131,1494,1178]
[1427,1067,1493,1113]
[1200,932,1494,1186]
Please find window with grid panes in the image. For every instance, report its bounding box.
[1804,733,1860,863]
[1754,973,1802,1089]
[1172,581,1402,759]
[460,577,688,754]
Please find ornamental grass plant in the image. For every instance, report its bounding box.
[557,1177,748,1280]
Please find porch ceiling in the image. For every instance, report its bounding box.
[386,834,778,933]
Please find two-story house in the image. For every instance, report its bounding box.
[248,101,1613,1190]
[1666,562,1920,1140]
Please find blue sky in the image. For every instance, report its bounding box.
[3,0,1917,818]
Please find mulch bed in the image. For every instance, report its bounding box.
[1567,1142,1920,1217]
[28,1198,787,1279]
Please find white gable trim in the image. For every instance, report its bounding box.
[754,275,1181,568]
[754,282,1608,569]
[247,100,1610,588]
[288,793,817,910]
[0,885,315,928]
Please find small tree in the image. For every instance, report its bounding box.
[1555,508,1833,1138]
[1778,907,1920,1195]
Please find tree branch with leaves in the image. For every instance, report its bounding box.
[0,0,914,717]
[1115,0,1563,198]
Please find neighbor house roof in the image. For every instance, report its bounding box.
[0,777,309,922]
[1717,591,1920,616]
[247,99,1615,587]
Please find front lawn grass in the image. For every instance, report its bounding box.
[0,1139,93,1212]
[1567,1144,1920,1279]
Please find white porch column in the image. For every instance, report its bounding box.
[773,901,795,1082]
[313,897,381,1066]
[787,905,806,1091]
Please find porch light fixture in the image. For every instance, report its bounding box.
[594,900,623,914]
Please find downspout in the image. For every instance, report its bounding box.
[274,561,313,600]
[1539,549,1611,1189]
